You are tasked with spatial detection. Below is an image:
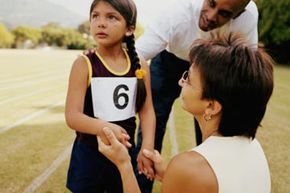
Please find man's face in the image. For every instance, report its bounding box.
[199,0,249,31]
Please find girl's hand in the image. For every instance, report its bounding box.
[142,149,166,181]
[97,127,131,166]
[98,123,131,148]
[137,150,155,180]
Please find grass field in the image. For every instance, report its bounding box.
[0,49,289,193]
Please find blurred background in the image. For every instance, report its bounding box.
[0,0,289,64]
[0,0,289,193]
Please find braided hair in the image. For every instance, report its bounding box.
[125,34,147,112]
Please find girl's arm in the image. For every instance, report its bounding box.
[136,58,156,178]
[138,58,156,150]
[65,56,130,145]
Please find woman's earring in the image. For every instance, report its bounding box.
[203,113,212,122]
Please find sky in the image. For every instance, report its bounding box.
[46,0,177,27]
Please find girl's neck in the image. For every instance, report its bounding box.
[97,45,124,59]
[96,45,129,73]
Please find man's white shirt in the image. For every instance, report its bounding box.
[136,0,258,61]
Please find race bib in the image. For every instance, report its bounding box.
[91,77,137,121]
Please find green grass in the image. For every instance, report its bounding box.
[257,65,290,193]
[0,50,289,193]
[0,49,76,193]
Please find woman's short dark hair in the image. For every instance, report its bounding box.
[189,33,274,138]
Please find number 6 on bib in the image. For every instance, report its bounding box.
[91,77,137,121]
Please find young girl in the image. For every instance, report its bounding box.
[65,0,155,192]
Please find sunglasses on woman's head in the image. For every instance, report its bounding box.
[181,70,189,81]
[181,70,202,92]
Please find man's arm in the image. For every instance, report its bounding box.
[135,1,178,60]
[136,28,168,60]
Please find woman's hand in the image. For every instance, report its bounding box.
[98,127,167,181]
[98,123,131,148]
[143,149,167,181]
[98,127,143,193]
[97,127,131,166]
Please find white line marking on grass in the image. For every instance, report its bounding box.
[0,70,68,85]
[168,110,179,156]
[22,145,72,193]
[0,74,66,91]
[0,86,62,106]
[0,101,63,134]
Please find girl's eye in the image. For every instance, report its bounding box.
[91,14,98,19]
[108,15,117,20]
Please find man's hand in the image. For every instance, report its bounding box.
[83,47,96,55]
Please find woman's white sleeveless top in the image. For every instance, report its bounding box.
[192,136,271,193]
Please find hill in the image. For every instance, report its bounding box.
[0,0,88,29]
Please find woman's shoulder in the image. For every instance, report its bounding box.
[162,151,218,193]
[167,151,211,177]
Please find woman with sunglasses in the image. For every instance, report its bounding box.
[96,33,273,193]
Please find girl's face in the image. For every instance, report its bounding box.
[90,1,133,47]
[178,65,208,119]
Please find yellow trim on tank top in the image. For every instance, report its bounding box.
[80,54,93,86]
[94,49,131,76]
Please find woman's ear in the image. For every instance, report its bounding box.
[205,100,222,116]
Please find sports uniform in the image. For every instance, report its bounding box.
[67,50,138,193]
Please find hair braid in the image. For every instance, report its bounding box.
[125,34,140,70]
[125,34,147,112]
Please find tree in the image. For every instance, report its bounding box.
[61,28,94,49]
[78,20,90,35]
[41,25,64,47]
[41,24,94,49]
[0,23,14,48]
[255,0,290,63]
[12,26,42,48]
